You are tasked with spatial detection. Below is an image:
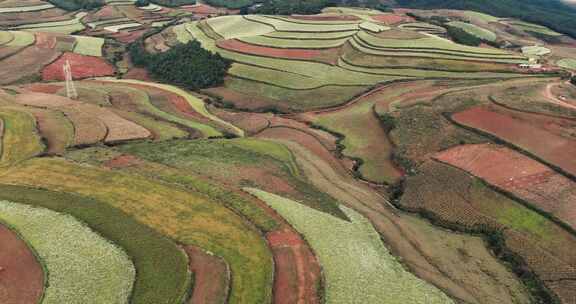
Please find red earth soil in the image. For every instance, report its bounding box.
[217,39,339,64]
[435,144,576,229]
[0,224,44,304]
[123,68,152,82]
[0,46,60,85]
[104,154,144,169]
[183,245,230,304]
[452,106,576,178]
[266,229,321,304]
[371,14,414,25]
[24,83,63,94]
[181,4,220,15]
[42,52,115,81]
[289,14,360,21]
[35,32,58,49]
[112,29,148,44]
[208,106,271,135]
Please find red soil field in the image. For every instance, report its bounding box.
[59,104,108,146]
[181,4,220,15]
[0,224,44,304]
[89,105,151,143]
[111,29,148,44]
[436,144,576,229]
[289,14,360,21]
[371,14,413,25]
[183,245,230,304]
[217,39,339,64]
[266,229,321,304]
[0,46,60,85]
[25,83,63,94]
[208,106,270,135]
[42,52,115,81]
[15,91,76,107]
[452,106,576,178]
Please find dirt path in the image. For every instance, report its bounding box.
[0,223,44,304]
[183,245,230,304]
[543,82,576,111]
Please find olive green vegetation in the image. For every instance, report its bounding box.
[0,184,191,304]
[0,108,44,167]
[117,139,348,220]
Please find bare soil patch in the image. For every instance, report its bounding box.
[452,106,576,177]
[183,245,230,304]
[436,143,576,230]
[42,52,115,81]
[0,223,44,304]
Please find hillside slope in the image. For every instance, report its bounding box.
[395,0,576,38]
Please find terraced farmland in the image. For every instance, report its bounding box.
[149,13,530,111]
[1,4,575,304]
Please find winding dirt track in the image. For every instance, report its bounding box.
[543,82,576,111]
[0,223,44,304]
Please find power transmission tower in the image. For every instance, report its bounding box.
[63,60,78,100]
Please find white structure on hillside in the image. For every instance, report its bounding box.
[63,60,78,100]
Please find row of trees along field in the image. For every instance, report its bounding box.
[396,0,576,39]
[130,40,231,90]
[253,0,390,15]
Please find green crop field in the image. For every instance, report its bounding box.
[72,36,105,57]
[0,200,135,304]
[0,108,44,167]
[0,158,273,304]
[447,21,497,42]
[557,58,576,70]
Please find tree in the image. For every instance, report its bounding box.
[130,40,232,90]
[571,75,576,86]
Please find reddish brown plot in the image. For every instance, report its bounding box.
[22,107,73,155]
[436,144,576,229]
[266,229,321,304]
[371,14,414,25]
[452,106,576,177]
[42,52,115,81]
[25,83,63,94]
[183,245,230,304]
[0,46,60,85]
[217,39,339,64]
[59,104,107,146]
[14,91,76,107]
[0,224,44,304]
[111,29,148,44]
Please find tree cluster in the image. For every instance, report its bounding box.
[396,0,576,39]
[445,25,482,46]
[253,0,390,15]
[48,0,104,10]
[130,40,231,90]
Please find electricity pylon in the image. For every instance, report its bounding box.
[63,60,78,100]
